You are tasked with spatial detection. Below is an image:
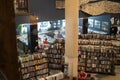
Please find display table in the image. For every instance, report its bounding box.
[42,72,64,80]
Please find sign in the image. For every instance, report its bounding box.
[14,0,29,15]
[56,0,65,9]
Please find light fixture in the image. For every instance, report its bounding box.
[36,16,39,20]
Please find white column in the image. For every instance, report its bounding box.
[65,0,79,79]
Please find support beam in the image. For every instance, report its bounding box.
[0,0,19,79]
[65,0,79,79]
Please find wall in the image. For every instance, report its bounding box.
[79,14,111,34]
[88,14,111,34]
[15,16,30,25]
[16,0,92,25]
[29,0,65,21]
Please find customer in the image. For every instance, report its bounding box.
[43,38,49,44]
[57,31,63,39]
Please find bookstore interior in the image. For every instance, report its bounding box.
[14,0,120,80]
[16,14,120,80]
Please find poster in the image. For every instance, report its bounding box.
[88,19,94,28]
[55,0,65,9]
[94,20,100,29]
[102,22,109,31]
[14,0,29,14]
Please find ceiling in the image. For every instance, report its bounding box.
[79,0,120,15]
[15,0,120,24]
[56,0,120,15]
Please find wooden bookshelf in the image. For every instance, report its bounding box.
[78,34,117,75]
[19,53,49,80]
[47,42,65,71]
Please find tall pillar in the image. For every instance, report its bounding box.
[0,0,19,79]
[28,15,38,53]
[65,0,79,78]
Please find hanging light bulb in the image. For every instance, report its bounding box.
[36,16,39,20]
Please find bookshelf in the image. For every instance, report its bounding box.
[115,46,120,65]
[47,42,65,71]
[78,34,117,75]
[19,53,49,80]
[112,40,120,65]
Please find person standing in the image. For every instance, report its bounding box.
[57,31,63,39]
[43,38,49,44]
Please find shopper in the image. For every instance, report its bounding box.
[43,38,49,44]
[57,31,63,39]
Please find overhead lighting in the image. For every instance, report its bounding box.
[36,17,39,20]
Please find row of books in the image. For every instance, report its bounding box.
[21,58,48,68]
[36,69,49,75]
[48,54,62,59]
[22,72,35,79]
[79,39,112,46]
[86,63,111,68]
[22,69,49,79]
[49,64,62,69]
[114,47,120,65]
[78,63,85,66]
[78,67,111,72]
[49,59,62,64]
[47,42,64,70]
[21,66,35,74]
[86,68,112,73]
[79,53,114,59]
[47,49,64,54]
[19,53,49,80]
[87,56,112,60]
[79,63,111,68]
[35,64,48,70]
[21,62,48,74]
[78,35,116,74]
[78,58,86,63]
[79,34,116,40]
[19,53,47,63]
[79,46,114,53]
